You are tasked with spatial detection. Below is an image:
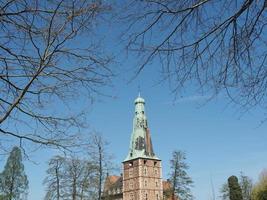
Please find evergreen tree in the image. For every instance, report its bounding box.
[169,150,194,200]
[221,173,253,200]
[228,176,243,200]
[0,146,28,200]
[0,195,6,200]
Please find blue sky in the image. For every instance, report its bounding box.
[1,63,267,200]
[10,68,266,200]
[0,3,267,200]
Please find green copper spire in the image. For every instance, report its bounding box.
[124,95,159,162]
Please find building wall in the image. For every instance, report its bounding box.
[123,158,163,200]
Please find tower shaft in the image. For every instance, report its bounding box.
[123,95,163,200]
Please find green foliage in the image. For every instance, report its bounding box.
[221,183,230,200]
[169,150,193,200]
[228,176,243,200]
[221,173,253,200]
[252,170,267,200]
[0,195,6,200]
[0,146,28,200]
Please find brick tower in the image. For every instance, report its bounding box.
[123,95,163,200]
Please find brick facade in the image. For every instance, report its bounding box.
[123,158,163,200]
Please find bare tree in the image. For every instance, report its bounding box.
[43,156,65,200]
[0,0,113,152]
[66,158,84,200]
[44,155,98,200]
[43,134,115,200]
[79,161,98,200]
[122,0,267,114]
[88,134,113,200]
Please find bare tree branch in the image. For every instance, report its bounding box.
[122,0,267,116]
[0,0,113,152]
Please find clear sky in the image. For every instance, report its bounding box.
[18,70,267,200]
[0,5,267,200]
[7,66,266,200]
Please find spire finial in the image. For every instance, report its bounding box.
[138,85,141,97]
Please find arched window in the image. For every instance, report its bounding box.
[130,193,134,200]
[144,166,147,176]
[130,181,134,189]
[129,168,133,177]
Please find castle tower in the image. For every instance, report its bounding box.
[123,95,163,200]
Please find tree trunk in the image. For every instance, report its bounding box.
[72,177,77,200]
[98,145,102,200]
[9,166,15,200]
[56,163,60,200]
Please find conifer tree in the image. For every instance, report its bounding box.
[221,173,252,200]
[169,150,194,200]
[228,176,243,200]
[0,195,6,200]
[0,146,28,200]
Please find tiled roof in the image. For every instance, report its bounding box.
[103,176,179,200]
[163,180,172,191]
[103,175,123,192]
[162,180,179,200]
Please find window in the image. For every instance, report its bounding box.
[156,181,158,187]
[130,193,134,200]
[144,180,147,187]
[144,167,147,176]
[154,161,157,166]
[156,194,159,200]
[130,181,134,189]
[145,193,148,200]
[129,168,133,177]
[154,168,158,175]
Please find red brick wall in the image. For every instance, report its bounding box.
[123,158,163,200]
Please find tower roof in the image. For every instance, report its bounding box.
[134,94,145,104]
[124,95,159,162]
